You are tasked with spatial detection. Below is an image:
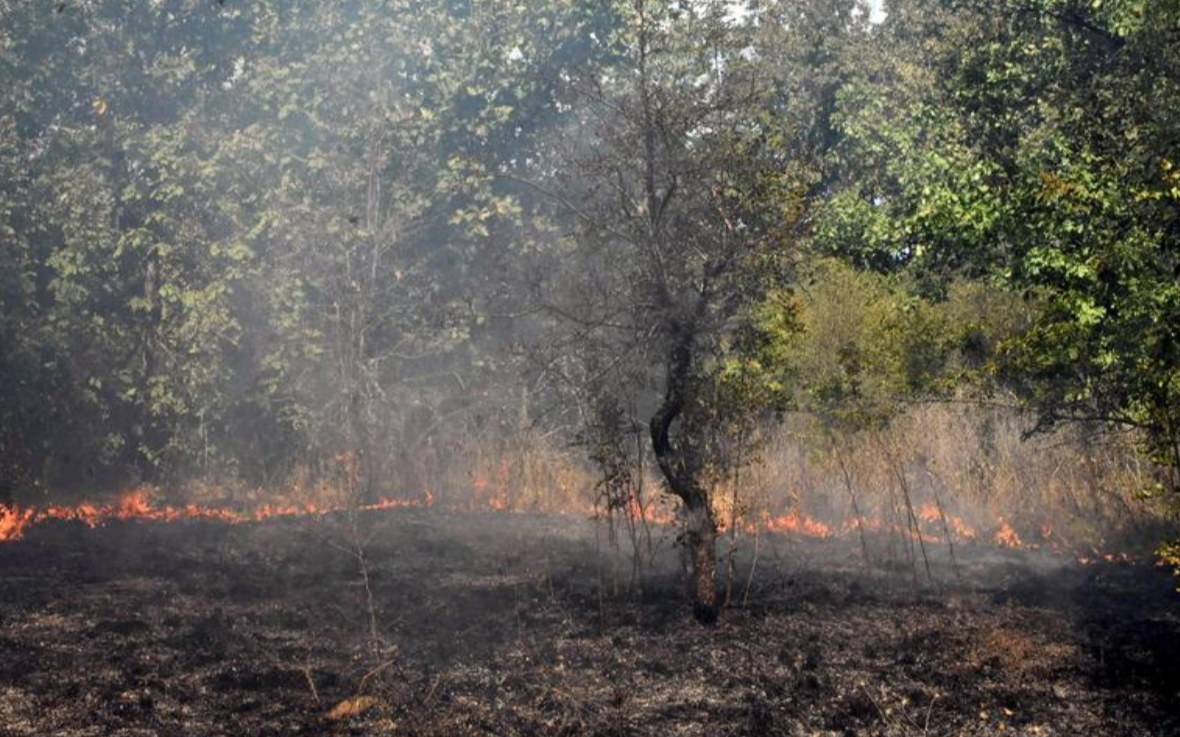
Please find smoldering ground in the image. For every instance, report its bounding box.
[0,509,1176,737]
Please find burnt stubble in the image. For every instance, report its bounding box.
[0,510,1176,737]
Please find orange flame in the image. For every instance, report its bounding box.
[761,510,834,538]
[950,516,979,541]
[914,502,979,542]
[0,486,1140,571]
[918,502,941,525]
[0,487,436,544]
[1,505,35,542]
[590,492,676,526]
[631,495,676,526]
[993,518,1023,548]
[472,466,512,511]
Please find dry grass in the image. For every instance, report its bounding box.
[729,404,1165,554]
[118,403,1167,561]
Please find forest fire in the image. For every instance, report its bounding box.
[916,501,980,541]
[0,504,35,543]
[1,0,1178,733]
[1,505,1175,737]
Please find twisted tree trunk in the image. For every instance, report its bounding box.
[650,322,719,624]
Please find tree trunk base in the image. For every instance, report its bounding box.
[686,506,718,625]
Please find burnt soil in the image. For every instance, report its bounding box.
[0,510,1177,736]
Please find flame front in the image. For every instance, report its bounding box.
[760,510,834,538]
[0,488,435,544]
[0,486,1142,567]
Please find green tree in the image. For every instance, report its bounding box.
[967,0,1180,566]
[810,0,1180,568]
[0,0,257,491]
[0,0,615,499]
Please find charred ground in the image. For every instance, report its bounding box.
[0,510,1177,737]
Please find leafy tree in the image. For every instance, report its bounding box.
[0,0,258,490]
[756,259,1029,427]
[0,0,612,498]
[964,0,1180,566]
[813,0,1008,285]
[811,0,1180,567]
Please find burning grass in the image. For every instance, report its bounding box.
[2,403,1167,571]
[0,487,435,544]
[0,488,1144,572]
[0,484,1154,578]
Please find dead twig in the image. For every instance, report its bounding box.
[358,656,402,695]
[301,663,321,705]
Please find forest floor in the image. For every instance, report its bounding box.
[0,509,1177,737]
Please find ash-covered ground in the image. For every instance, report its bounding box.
[0,510,1177,737]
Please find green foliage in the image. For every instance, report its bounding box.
[749,259,1030,431]
[813,2,1009,284]
[967,1,1180,514]
[0,0,617,496]
[814,0,1180,552]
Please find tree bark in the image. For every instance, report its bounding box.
[649,321,719,624]
[684,502,719,624]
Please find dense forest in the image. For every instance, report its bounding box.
[1,0,1178,619]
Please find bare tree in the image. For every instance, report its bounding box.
[524,0,799,622]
